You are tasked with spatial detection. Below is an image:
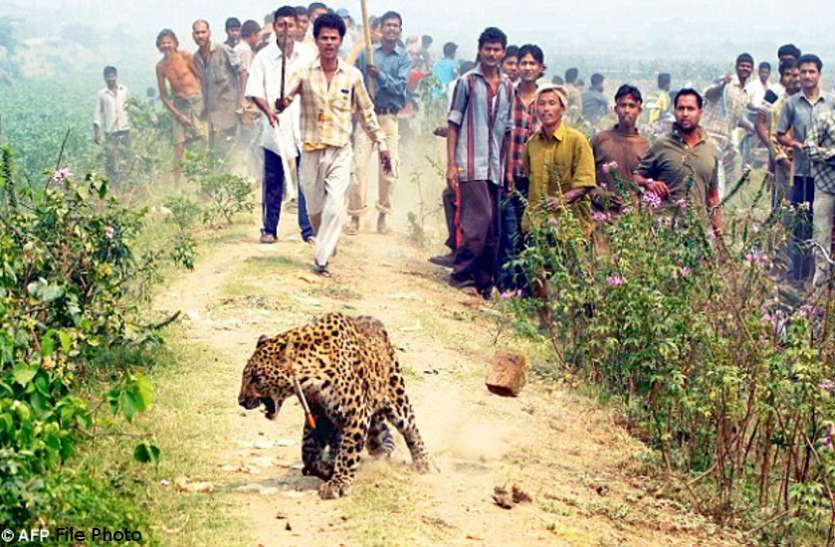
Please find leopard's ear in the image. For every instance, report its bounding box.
[256,335,269,348]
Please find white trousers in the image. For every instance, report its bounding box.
[813,188,835,287]
[300,145,353,267]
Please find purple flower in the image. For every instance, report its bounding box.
[499,289,523,300]
[606,275,626,287]
[642,191,661,209]
[820,380,835,392]
[761,310,783,334]
[744,250,767,268]
[50,167,73,184]
[823,424,835,451]
[601,161,619,175]
[592,211,611,223]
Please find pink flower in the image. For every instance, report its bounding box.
[761,310,783,333]
[679,266,691,278]
[601,161,618,175]
[744,250,767,268]
[820,380,835,392]
[675,199,688,210]
[823,424,835,451]
[50,167,73,184]
[642,191,661,209]
[499,289,523,300]
[592,211,611,223]
[606,275,626,287]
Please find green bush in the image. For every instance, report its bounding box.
[0,148,159,531]
[182,149,254,226]
[502,167,835,542]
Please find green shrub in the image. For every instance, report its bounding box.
[0,148,159,531]
[501,167,835,542]
[182,149,254,226]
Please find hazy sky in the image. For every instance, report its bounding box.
[6,0,835,65]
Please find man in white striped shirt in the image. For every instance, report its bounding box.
[93,66,131,185]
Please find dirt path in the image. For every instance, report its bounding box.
[154,212,742,547]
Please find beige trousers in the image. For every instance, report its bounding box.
[299,145,353,267]
[348,114,399,217]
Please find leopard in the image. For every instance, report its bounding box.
[237,312,431,499]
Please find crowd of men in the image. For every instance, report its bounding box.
[91,4,835,298]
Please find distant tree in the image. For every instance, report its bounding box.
[0,17,17,53]
[60,24,99,50]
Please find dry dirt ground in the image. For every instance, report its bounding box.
[152,210,745,547]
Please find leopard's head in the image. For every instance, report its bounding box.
[238,334,297,420]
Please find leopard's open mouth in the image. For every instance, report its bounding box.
[261,397,277,420]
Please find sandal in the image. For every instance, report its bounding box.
[313,262,332,278]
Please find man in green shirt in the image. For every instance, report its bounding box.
[523,84,597,236]
[634,88,722,236]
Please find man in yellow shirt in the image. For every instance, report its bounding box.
[523,84,597,236]
[648,73,671,126]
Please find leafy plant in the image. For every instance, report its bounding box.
[0,149,161,531]
[500,167,835,542]
[182,149,254,225]
[163,195,201,270]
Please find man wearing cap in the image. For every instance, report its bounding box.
[523,83,596,237]
[346,10,411,235]
[446,27,513,298]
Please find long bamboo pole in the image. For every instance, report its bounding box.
[360,0,375,99]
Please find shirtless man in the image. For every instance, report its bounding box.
[155,28,206,184]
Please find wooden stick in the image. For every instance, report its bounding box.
[294,378,317,429]
[360,0,375,99]
[279,21,287,101]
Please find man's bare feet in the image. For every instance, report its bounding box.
[345,215,360,236]
[377,213,390,234]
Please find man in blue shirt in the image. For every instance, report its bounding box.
[433,42,459,87]
[777,53,834,285]
[347,10,412,235]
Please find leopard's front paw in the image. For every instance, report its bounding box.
[319,479,350,499]
[302,460,334,481]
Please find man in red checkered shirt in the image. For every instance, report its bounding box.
[497,44,543,292]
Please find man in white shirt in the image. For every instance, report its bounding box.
[245,6,315,245]
[236,20,263,180]
[93,65,131,185]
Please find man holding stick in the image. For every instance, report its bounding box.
[347,10,411,235]
[278,12,391,276]
[246,6,316,245]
